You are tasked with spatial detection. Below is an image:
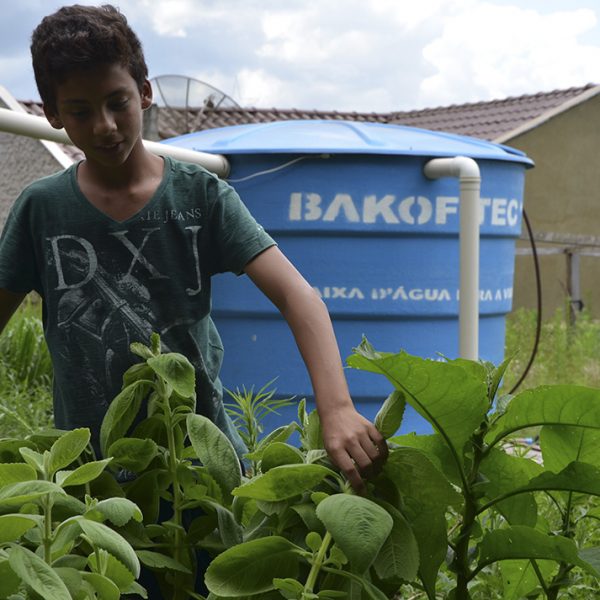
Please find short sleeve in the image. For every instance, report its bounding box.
[207,180,276,275]
[0,194,39,294]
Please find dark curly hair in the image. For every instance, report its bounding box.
[31,4,148,112]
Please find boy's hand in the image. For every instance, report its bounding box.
[320,405,389,495]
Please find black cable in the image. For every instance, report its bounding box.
[509,208,542,394]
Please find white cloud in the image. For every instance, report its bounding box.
[420,4,600,106]
[3,1,599,111]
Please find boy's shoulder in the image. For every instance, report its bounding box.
[20,164,75,198]
[166,156,236,197]
[168,156,220,183]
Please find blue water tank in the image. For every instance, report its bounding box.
[162,120,534,434]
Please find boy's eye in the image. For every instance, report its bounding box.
[110,98,129,110]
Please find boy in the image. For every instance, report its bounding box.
[0,4,387,494]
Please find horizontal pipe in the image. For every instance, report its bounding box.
[0,107,230,178]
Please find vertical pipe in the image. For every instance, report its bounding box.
[424,156,481,360]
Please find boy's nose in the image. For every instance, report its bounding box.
[93,110,117,135]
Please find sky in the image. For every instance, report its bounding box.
[1,0,599,113]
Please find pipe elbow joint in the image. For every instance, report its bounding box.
[424,155,480,181]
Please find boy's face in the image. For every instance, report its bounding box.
[44,63,152,168]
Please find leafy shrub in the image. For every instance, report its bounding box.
[0,297,52,438]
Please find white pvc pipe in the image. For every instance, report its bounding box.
[424,156,481,360]
[0,107,230,178]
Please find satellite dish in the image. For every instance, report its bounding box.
[150,74,240,133]
[152,74,238,109]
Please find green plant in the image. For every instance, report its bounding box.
[502,307,600,392]
[0,427,144,599]
[225,380,297,472]
[4,331,600,599]
[0,297,53,438]
[100,333,287,599]
[347,338,600,599]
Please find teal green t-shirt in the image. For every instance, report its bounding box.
[0,156,276,456]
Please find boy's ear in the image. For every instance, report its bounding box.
[43,105,63,130]
[141,80,153,110]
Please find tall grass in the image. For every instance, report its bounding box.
[0,296,53,438]
[501,306,600,393]
[0,299,598,437]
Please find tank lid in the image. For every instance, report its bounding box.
[161,119,533,166]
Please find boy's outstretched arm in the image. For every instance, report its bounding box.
[0,289,26,335]
[244,246,388,494]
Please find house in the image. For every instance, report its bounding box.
[0,86,81,228]
[3,82,600,317]
[146,83,600,318]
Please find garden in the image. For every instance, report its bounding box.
[0,297,599,599]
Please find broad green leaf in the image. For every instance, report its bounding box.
[196,498,243,547]
[477,526,600,576]
[273,578,304,597]
[487,385,600,447]
[52,492,87,517]
[300,409,324,451]
[8,545,71,600]
[106,438,158,472]
[53,555,87,570]
[77,518,140,578]
[390,433,461,484]
[81,572,120,600]
[136,550,192,573]
[100,380,152,457]
[0,480,65,507]
[348,341,488,459]
[18,447,44,473]
[54,567,83,599]
[0,515,39,543]
[232,464,334,501]
[510,461,600,498]
[0,558,20,598]
[322,567,389,600]
[56,459,112,487]
[248,423,298,461]
[383,447,462,509]
[129,342,154,361]
[415,511,448,599]
[122,581,148,598]
[382,448,458,596]
[187,414,242,498]
[540,426,600,472]
[123,469,168,524]
[51,522,81,561]
[316,494,393,573]
[372,501,419,582]
[49,428,90,476]
[147,353,195,398]
[260,442,304,472]
[205,536,301,596]
[87,497,143,527]
[374,390,406,439]
[478,448,542,526]
[87,550,135,591]
[500,559,555,600]
[0,463,37,487]
[291,502,325,534]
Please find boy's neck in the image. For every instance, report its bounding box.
[76,143,165,222]
[79,141,162,190]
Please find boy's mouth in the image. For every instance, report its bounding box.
[96,140,124,151]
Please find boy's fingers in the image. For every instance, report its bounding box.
[335,451,367,495]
